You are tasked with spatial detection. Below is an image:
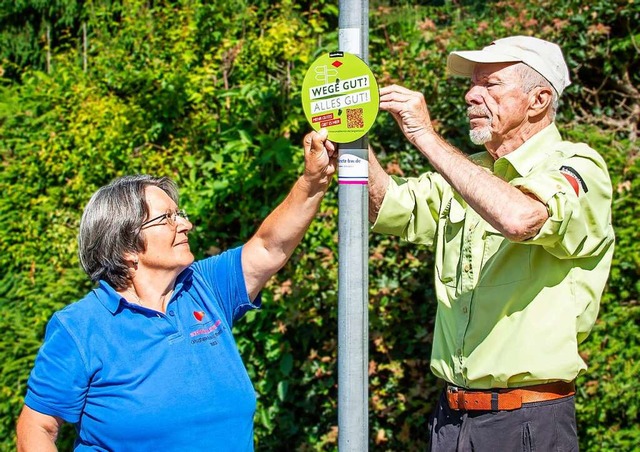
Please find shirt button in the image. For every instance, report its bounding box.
[169,311,175,316]
[463,263,471,272]
[462,306,468,313]
[457,349,462,355]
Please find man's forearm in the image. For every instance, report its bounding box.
[367,146,390,223]
[413,133,548,241]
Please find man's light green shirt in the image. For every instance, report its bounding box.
[372,124,614,389]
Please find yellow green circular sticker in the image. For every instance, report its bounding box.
[302,51,379,143]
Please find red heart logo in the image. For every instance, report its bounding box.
[193,311,205,321]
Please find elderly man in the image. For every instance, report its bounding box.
[369,36,614,450]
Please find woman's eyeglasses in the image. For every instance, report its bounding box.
[140,209,189,230]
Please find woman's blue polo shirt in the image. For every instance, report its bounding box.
[24,246,261,451]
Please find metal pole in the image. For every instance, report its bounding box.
[338,0,369,450]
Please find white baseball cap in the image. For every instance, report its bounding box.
[447,36,571,96]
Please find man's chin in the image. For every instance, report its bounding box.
[469,128,492,145]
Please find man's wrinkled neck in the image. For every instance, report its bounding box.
[484,119,553,160]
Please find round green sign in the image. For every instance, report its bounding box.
[301,51,379,143]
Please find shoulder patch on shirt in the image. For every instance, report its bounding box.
[560,165,588,196]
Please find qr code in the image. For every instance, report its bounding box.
[346,108,364,129]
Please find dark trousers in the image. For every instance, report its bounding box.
[428,390,579,452]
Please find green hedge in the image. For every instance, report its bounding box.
[1,0,638,450]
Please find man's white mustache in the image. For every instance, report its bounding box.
[467,106,492,119]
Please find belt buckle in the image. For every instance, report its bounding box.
[446,385,463,410]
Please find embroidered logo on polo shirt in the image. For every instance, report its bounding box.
[190,319,221,337]
[190,319,225,347]
[193,311,205,322]
[560,165,588,196]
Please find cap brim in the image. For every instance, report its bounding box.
[447,50,521,77]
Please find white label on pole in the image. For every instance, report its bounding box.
[339,28,362,55]
[339,153,368,185]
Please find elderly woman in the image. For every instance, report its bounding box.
[17,130,337,451]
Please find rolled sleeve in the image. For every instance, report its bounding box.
[513,152,614,258]
[371,173,445,245]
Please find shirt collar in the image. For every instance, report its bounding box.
[469,151,495,169]
[94,280,124,314]
[493,123,562,180]
[94,267,195,314]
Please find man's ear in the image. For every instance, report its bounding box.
[528,86,553,119]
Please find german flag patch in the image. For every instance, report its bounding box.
[560,166,588,196]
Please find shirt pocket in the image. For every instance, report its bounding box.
[435,198,466,288]
[478,223,531,287]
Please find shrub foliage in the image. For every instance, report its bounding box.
[1,0,638,450]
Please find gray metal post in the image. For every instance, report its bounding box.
[338,0,369,450]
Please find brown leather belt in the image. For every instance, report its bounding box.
[446,381,575,411]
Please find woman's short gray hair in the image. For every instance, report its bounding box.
[78,175,179,290]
